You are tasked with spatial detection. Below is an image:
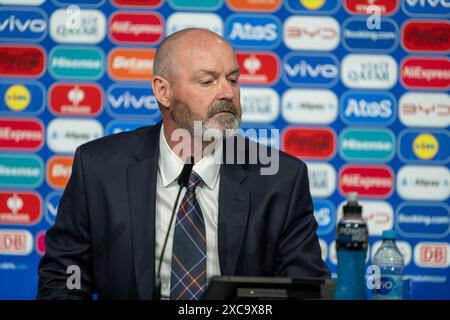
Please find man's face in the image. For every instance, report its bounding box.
[168,37,241,136]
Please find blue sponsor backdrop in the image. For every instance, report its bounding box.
[0,0,449,299]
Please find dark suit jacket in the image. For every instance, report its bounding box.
[38,122,330,299]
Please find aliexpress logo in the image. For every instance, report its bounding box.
[401,57,450,90]
[227,0,281,12]
[108,48,155,81]
[0,45,45,77]
[339,165,394,198]
[109,12,164,45]
[0,118,44,151]
[282,127,336,160]
[46,156,73,189]
[237,51,279,85]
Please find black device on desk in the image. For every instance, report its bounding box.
[203,276,336,300]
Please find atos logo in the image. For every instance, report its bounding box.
[283,53,339,88]
[341,54,397,89]
[0,229,33,256]
[399,92,450,128]
[109,12,163,45]
[342,18,399,52]
[283,16,340,51]
[0,81,45,116]
[401,57,450,90]
[45,192,61,226]
[166,13,223,36]
[286,0,341,14]
[283,127,336,160]
[414,242,449,268]
[112,0,163,7]
[339,128,395,162]
[340,91,396,126]
[306,162,336,198]
[397,165,450,201]
[398,130,450,163]
[108,48,154,81]
[396,203,450,239]
[106,84,161,119]
[339,165,394,198]
[402,0,450,16]
[46,156,73,190]
[0,8,47,42]
[0,191,42,226]
[240,87,279,123]
[105,120,152,135]
[237,51,280,85]
[0,154,43,188]
[49,83,103,117]
[313,200,335,235]
[344,0,399,15]
[402,20,450,53]
[225,14,281,49]
[0,45,45,78]
[0,118,44,151]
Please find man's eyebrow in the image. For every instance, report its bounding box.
[193,68,240,77]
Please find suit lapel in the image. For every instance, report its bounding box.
[127,123,161,299]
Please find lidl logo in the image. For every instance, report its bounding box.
[0,154,43,188]
[168,0,222,10]
[0,45,45,77]
[399,92,450,128]
[0,118,44,151]
[340,91,396,126]
[342,17,399,52]
[0,191,42,226]
[0,8,47,42]
[306,162,336,198]
[402,20,450,53]
[240,87,279,123]
[339,128,395,162]
[339,165,394,198]
[46,156,73,190]
[396,203,450,239]
[225,14,281,49]
[166,12,223,36]
[108,48,155,81]
[112,0,163,7]
[283,53,339,87]
[398,130,449,163]
[401,57,450,90]
[44,192,61,226]
[0,229,33,256]
[0,82,45,116]
[397,165,450,201]
[49,46,104,80]
[106,84,161,119]
[282,127,336,160]
[402,0,450,16]
[49,83,103,117]
[344,0,399,15]
[237,51,280,85]
[286,0,341,14]
[105,120,152,135]
[109,12,164,45]
[313,200,335,235]
[227,0,281,12]
[4,85,30,112]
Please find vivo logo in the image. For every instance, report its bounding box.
[0,8,47,42]
[403,0,450,16]
[283,54,339,87]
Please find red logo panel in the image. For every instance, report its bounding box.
[112,0,162,7]
[401,57,450,90]
[282,127,336,160]
[109,12,164,44]
[0,118,44,151]
[345,0,398,15]
[402,20,450,53]
[0,45,45,77]
[49,83,103,116]
[339,165,394,198]
[237,52,280,85]
[0,192,42,225]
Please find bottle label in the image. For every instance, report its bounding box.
[336,221,368,250]
[373,276,403,299]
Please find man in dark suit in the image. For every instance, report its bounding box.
[38,28,329,300]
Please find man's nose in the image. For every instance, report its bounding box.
[217,78,236,101]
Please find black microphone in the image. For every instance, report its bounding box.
[154,156,194,300]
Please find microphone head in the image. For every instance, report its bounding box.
[177,156,194,187]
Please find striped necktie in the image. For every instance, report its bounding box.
[170,171,207,300]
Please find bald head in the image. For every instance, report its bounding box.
[153,28,234,83]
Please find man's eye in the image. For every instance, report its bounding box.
[200,80,213,86]
[229,78,239,85]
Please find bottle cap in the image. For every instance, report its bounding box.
[343,192,362,215]
[382,230,397,240]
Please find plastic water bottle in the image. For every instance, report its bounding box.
[334,192,368,300]
[371,230,404,300]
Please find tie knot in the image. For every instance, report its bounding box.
[186,171,202,192]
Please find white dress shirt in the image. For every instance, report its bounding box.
[155,126,222,299]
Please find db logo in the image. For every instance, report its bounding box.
[0,229,33,255]
[35,230,46,255]
[414,242,449,268]
[108,48,155,81]
[237,51,280,85]
[282,127,336,160]
[344,0,399,15]
[46,156,73,189]
[0,191,42,226]
[401,57,450,90]
[0,45,45,77]
[339,165,394,198]
[402,20,450,53]
[0,118,44,151]
[109,12,163,45]
[49,83,103,116]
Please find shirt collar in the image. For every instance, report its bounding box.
[158,125,222,190]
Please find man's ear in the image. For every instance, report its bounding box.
[151,75,171,110]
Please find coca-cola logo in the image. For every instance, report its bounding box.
[0,45,45,77]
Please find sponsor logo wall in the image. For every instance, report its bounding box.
[0,0,448,300]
